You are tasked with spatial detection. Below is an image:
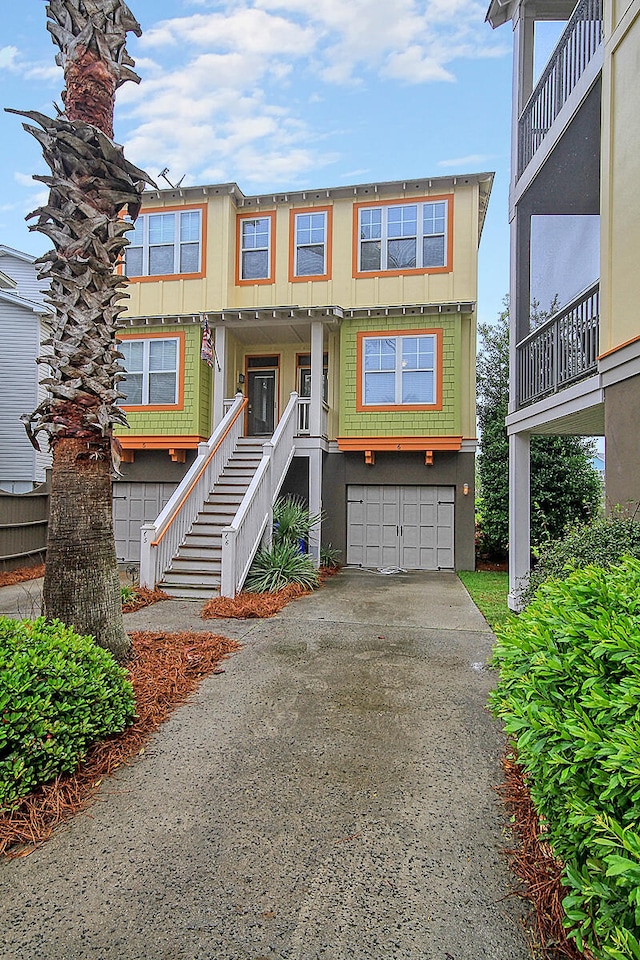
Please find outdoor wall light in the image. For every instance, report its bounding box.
[463,483,469,496]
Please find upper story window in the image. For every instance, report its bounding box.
[237,212,275,284]
[354,197,451,277]
[290,207,332,281]
[356,329,442,411]
[124,206,204,279]
[118,335,182,407]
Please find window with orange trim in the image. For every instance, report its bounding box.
[291,208,330,279]
[124,208,202,278]
[361,333,437,406]
[355,198,450,275]
[119,337,180,405]
[237,212,274,283]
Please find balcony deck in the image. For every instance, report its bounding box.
[516,282,599,408]
[518,0,603,177]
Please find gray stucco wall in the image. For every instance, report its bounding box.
[321,450,476,570]
[605,375,640,511]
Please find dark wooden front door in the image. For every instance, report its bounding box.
[247,368,277,435]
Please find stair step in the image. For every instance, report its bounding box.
[176,546,222,560]
[163,569,221,585]
[161,583,220,600]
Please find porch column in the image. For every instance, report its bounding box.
[212,324,226,429]
[310,320,324,437]
[508,429,531,611]
[308,447,322,566]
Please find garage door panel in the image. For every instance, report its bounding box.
[113,482,178,563]
[347,484,455,570]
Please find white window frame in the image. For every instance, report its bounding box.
[357,200,448,273]
[361,333,437,407]
[294,210,327,277]
[119,337,180,406]
[124,209,202,277]
[240,216,272,281]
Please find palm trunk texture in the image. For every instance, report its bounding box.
[8,1,153,662]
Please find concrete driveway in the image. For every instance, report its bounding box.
[0,569,529,960]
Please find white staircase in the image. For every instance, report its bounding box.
[159,439,263,600]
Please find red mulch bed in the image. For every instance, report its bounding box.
[0,564,45,587]
[202,565,341,620]
[0,630,240,859]
[499,751,593,960]
[122,586,171,613]
[477,560,508,572]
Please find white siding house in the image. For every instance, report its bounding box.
[0,245,51,493]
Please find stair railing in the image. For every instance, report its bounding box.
[139,393,247,589]
[221,391,298,598]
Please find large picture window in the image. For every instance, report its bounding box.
[119,336,181,406]
[124,207,203,278]
[357,331,441,410]
[355,198,450,276]
[290,207,332,281]
[237,212,275,283]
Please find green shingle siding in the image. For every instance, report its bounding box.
[339,315,462,437]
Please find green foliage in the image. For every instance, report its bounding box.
[272,495,322,548]
[320,543,341,569]
[521,511,640,606]
[120,584,137,605]
[245,541,320,593]
[489,558,640,958]
[0,617,135,812]
[476,299,602,559]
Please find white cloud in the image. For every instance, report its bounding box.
[0,46,20,70]
[438,153,495,169]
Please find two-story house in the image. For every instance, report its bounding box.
[0,244,51,494]
[115,173,493,598]
[487,0,640,608]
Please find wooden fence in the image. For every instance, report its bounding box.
[0,485,49,571]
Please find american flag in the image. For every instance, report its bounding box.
[200,315,213,367]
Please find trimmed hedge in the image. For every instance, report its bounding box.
[0,617,135,811]
[490,558,640,959]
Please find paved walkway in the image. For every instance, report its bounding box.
[0,569,529,960]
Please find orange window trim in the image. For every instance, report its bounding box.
[337,436,463,452]
[288,205,333,283]
[123,202,207,282]
[355,328,444,413]
[236,210,276,286]
[118,329,186,411]
[118,435,206,450]
[352,194,453,279]
[598,331,640,360]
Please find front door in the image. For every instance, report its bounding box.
[247,367,277,436]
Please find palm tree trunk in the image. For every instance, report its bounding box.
[9,1,152,661]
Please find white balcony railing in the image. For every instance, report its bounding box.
[516,281,599,407]
[139,393,247,589]
[220,392,299,598]
[518,0,603,176]
[296,397,329,436]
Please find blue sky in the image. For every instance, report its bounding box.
[0,0,518,323]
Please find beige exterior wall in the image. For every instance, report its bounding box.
[600,0,640,354]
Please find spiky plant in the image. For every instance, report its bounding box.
[7,1,152,661]
[272,495,323,548]
[245,542,320,594]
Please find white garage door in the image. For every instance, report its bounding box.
[113,482,178,563]
[347,485,455,570]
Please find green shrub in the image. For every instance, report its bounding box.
[272,495,322,548]
[0,617,135,811]
[245,541,320,593]
[320,543,341,569]
[521,511,640,606]
[489,558,640,958]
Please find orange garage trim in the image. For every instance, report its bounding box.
[337,436,463,452]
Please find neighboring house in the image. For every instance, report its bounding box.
[0,245,51,493]
[487,0,640,608]
[115,173,493,597]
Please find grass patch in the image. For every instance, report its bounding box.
[458,570,513,630]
